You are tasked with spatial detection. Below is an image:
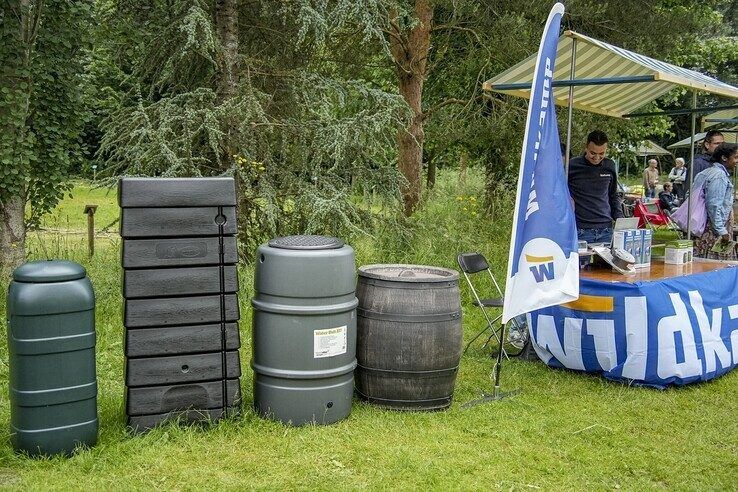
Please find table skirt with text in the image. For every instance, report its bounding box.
[528,263,738,387]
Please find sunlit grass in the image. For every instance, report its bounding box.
[0,170,736,489]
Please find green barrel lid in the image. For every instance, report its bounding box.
[12,260,87,283]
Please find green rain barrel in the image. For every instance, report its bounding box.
[7,260,98,456]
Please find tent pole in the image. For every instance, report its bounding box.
[687,90,697,241]
[564,39,577,175]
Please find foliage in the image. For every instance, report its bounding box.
[95,0,410,255]
[417,0,731,207]
[0,0,92,227]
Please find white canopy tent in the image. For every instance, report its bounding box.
[484,30,738,237]
[668,129,738,149]
[702,108,738,129]
[618,140,672,179]
[633,140,671,156]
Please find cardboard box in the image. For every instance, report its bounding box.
[632,229,643,268]
[665,239,693,265]
[636,229,652,268]
[613,229,637,257]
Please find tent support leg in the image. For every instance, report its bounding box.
[564,39,577,174]
[687,90,697,240]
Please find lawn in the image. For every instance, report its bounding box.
[0,172,736,490]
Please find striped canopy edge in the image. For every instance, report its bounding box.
[484,31,738,118]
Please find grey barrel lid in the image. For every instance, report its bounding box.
[12,260,87,283]
[358,264,459,282]
[268,235,344,250]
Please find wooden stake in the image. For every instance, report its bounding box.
[83,205,98,257]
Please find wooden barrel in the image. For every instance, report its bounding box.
[355,264,462,411]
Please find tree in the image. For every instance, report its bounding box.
[0,0,92,270]
[96,0,408,254]
[388,0,432,215]
[417,0,732,206]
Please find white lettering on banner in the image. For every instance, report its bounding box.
[657,293,702,379]
[532,315,554,364]
[728,305,738,362]
[534,314,585,370]
[586,319,617,371]
[526,178,539,219]
[532,293,738,382]
[533,59,553,162]
[528,58,553,217]
[689,291,731,373]
[622,297,648,380]
[562,317,586,370]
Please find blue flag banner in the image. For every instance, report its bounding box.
[502,3,579,323]
[528,266,738,387]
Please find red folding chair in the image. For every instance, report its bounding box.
[633,199,682,237]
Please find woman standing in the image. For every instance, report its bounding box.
[694,143,738,259]
[668,157,687,201]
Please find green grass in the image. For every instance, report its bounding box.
[0,171,736,490]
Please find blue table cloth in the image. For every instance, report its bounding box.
[528,261,738,387]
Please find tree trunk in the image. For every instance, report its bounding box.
[0,0,39,271]
[458,150,468,188]
[426,155,436,190]
[214,0,239,171]
[1,194,26,271]
[389,0,432,216]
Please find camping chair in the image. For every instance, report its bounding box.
[633,199,683,237]
[456,252,528,358]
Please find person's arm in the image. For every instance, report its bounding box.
[704,175,729,236]
[668,168,677,181]
[610,169,623,220]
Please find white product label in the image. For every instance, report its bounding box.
[314,326,347,358]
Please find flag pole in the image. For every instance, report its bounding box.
[465,2,570,408]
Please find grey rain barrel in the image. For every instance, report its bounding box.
[356,264,462,411]
[7,260,98,456]
[252,235,358,425]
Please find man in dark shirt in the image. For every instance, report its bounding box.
[567,130,623,245]
[689,130,724,182]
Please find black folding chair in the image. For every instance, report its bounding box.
[456,252,528,357]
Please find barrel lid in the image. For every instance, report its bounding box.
[268,235,344,250]
[12,260,87,283]
[358,264,458,282]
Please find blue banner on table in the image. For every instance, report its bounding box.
[527,267,738,387]
[502,2,579,323]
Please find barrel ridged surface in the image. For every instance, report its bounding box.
[356,264,462,411]
[252,236,357,425]
[7,260,98,456]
